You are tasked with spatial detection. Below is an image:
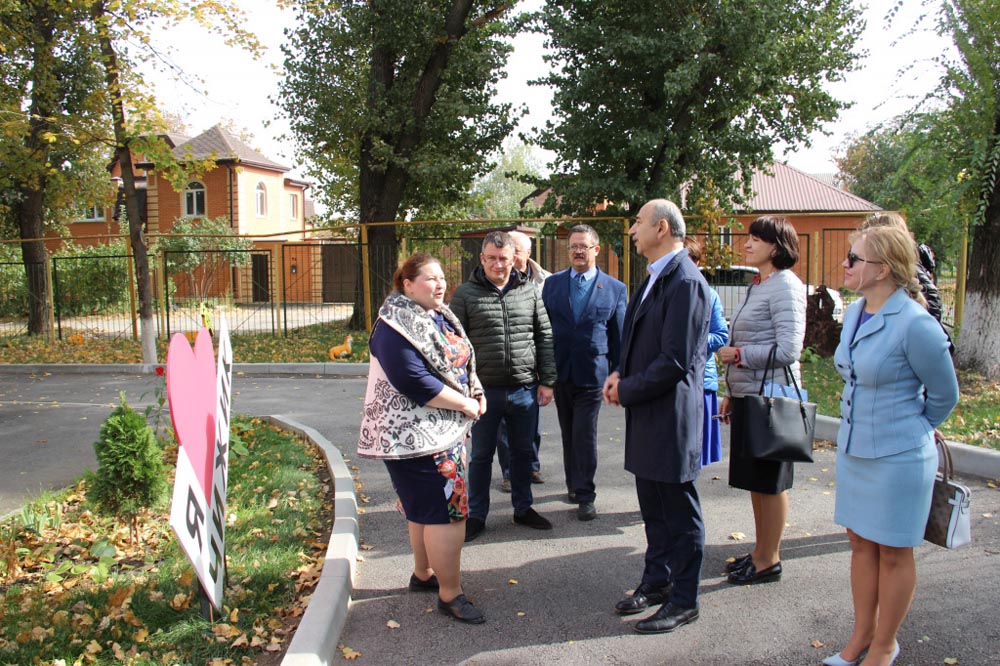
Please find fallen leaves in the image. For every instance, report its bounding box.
[386,619,400,629]
[728,532,747,541]
[341,645,362,660]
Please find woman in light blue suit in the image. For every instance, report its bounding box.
[824,226,959,666]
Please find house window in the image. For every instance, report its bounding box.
[718,225,733,248]
[185,181,206,217]
[256,182,267,217]
[78,205,104,222]
[289,193,298,221]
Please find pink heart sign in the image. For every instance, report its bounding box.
[167,330,217,503]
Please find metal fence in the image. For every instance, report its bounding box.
[0,220,954,341]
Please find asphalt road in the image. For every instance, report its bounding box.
[0,368,998,665]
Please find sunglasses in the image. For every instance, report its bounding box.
[846,250,883,268]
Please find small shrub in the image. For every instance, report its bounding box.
[87,392,168,542]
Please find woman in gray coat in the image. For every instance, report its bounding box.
[718,216,806,585]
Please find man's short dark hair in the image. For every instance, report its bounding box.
[482,231,514,252]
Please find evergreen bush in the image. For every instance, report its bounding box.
[87,392,168,542]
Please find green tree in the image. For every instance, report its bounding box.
[1,0,261,360]
[921,0,1000,378]
[835,113,967,265]
[0,0,110,335]
[278,0,521,328]
[153,216,254,302]
[88,0,261,364]
[88,392,168,544]
[527,0,864,216]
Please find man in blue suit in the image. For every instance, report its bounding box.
[603,199,710,635]
[542,224,627,521]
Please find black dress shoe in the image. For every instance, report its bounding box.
[634,603,699,634]
[614,582,670,615]
[437,594,485,624]
[464,517,486,542]
[408,573,439,591]
[725,553,752,573]
[512,508,553,530]
[727,561,782,585]
[578,501,597,521]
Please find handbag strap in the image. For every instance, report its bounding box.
[756,344,807,403]
[757,344,779,395]
[934,430,954,480]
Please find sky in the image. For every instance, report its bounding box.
[147,1,953,192]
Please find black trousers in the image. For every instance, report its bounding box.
[635,476,705,609]
[554,380,603,502]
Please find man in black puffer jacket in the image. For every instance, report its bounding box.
[450,231,557,542]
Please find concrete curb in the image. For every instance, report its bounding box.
[815,414,1000,480]
[263,416,358,666]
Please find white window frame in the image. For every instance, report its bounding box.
[185,181,206,217]
[718,225,733,248]
[78,204,104,222]
[288,193,299,221]
[255,182,267,217]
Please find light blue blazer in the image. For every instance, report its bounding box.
[834,288,958,459]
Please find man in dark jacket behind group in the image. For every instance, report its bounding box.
[450,231,557,542]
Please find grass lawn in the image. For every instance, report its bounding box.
[0,416,332,665]
[800,356,999,451]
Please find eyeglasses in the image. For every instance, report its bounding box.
[846,251,883,268]
[569,244,597,253]
[483,255,512,265]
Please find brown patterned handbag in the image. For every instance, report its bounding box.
[924,431,972,549]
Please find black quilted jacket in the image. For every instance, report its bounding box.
[448,266,556,388]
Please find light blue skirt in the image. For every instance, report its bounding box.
[834,442,937,547]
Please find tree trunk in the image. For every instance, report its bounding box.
[955,162,1000,379]
[347,0,484,330]
[17,196,50,337]
[18,1,57,336]
[93,1,157,363]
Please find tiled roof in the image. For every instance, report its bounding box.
[521,161,881,214]
[171,125,289,172]
[740,162,880,213]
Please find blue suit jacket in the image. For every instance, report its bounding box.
[834,288,959,459]
[617,249,710,484]
[542,267,628,387]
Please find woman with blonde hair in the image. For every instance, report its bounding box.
[860,212,943,323]
[824,225,958,666]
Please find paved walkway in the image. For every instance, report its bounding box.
[1,366,998,665]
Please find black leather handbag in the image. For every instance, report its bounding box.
[743,345,817,463]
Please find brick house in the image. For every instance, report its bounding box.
[69,125,316,304]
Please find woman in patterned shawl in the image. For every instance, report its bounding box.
[358,252,487,624]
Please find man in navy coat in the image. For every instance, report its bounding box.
[603,199,710,634]
[541,224,627,521]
